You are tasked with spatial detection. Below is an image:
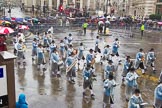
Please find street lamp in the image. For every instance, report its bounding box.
[8,2,11,18]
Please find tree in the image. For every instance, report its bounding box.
[149,14,162,21]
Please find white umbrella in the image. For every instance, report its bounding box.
[105,20,110,24]
[19,25,29,30]
[107,16,111,19]
[98,21,104,25]
[112,16,116,19]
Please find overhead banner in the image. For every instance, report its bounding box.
[0,65,7,96]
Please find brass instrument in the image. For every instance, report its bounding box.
[66,50,78,73]
[141,53,145,62]
[22,44,27,51]
[66,58,77,73]
[91,58,95,65]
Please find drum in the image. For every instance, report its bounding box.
[58,61,64,67]
[57,61,64,66]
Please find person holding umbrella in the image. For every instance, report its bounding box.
[0,34,7,51]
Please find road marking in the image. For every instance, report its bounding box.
[136,69,159,83]
[148,43,162,45]
[120,43,140,45]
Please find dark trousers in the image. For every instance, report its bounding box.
[141,30,144,38]
[84,28,86,35]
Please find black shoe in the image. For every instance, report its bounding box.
[126,98,129,102]
[43,68,46,71]
[142,72,145,75]
[153,70,156,73]
[83,92,86,97]
[57,74,61,78]
[71,80,75,84]
[91,94,95,98]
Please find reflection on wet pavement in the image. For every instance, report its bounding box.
[13,29,162,108]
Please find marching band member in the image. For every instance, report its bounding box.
[122,56,133,83]
[83,64,95,98]
[128,89,144,108]
[101,45,111,64]
[67,33,73,45]
[78,43,85,70]
[34,32,40,43]
[154,81,162,108]
[95,36,101,53]
[13,35,20,55]
[37,44,46,71]
[125,68,138,101]
[64,37,68,51]
[86,49,96,74]
[103,45,111,61]
[103,74,117,108]
[65,52,77,84]
[111,38,121,63]
[78,43,85,60]
[47,31,52,44]
[43,32,49,48]
[146,48,156,73]
[59,40,66,59]
[135,48,146,74]
[86,49,95,65]
[16,40,26,67]
[51,49,61,77]
[159,71,162,84]
[67,44,74,57]
[49,40,57,60]
[32,38,38,62]
[104,60,115,80]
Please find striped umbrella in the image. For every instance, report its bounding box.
[0,26,14,34]
[19,25,29,30]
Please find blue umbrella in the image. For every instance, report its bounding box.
[15,18,24,22]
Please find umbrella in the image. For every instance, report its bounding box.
[107,16,111,19]
[19,25,29,30]
[158,22,162,25]
[111,16,116,19]
[15,18,24,22]
[98,21,104,25]
[2,21,11,25]
[105,20,110,24]
[0,27,14,34]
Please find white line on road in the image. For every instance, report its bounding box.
[148,43,162,45]
[120,43,141,45]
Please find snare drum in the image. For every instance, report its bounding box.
[58,60,64,66]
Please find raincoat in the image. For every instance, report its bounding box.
[154,83,162,108]
[128,94,143,108]
[16,94,28,108]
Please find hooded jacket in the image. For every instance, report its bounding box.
[16,94,28,108]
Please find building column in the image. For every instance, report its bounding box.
[24,0,27,7]
[87,0,90,9]
[93,0,96,10]
[57,0,60,9]
[80,0,83,10]
[32,0,36,5]
[48,0,52,10]
[41,0,44,10]
[73,0,76,8]
[63,0,67,9]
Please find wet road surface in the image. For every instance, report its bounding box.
[10,28,162,108]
